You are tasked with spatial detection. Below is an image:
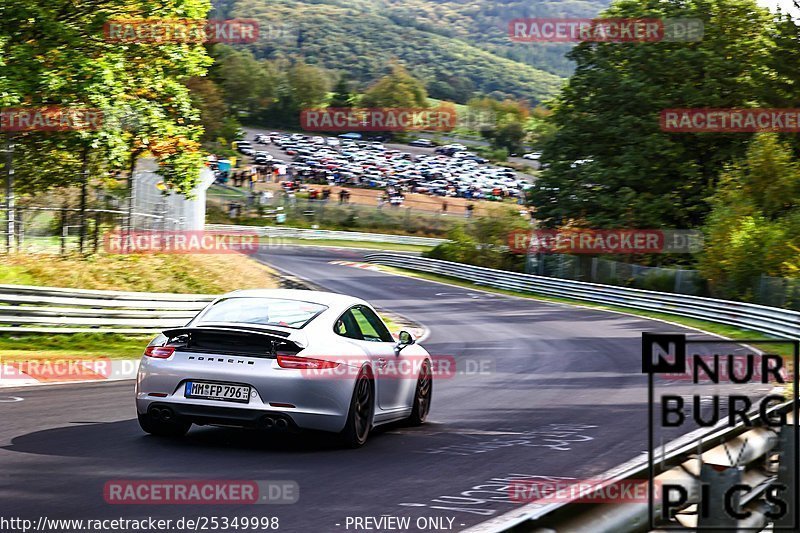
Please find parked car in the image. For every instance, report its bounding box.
[409,139,434,147]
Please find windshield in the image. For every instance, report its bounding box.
[195,298,327,329]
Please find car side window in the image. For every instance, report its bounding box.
[352,306,393,343]
[335,310,363,340]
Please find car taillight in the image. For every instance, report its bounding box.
[277,355,339,369]
[144,346,175,358]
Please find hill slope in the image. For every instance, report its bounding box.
[213,0,612,103]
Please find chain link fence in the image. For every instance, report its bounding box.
[524,254,800,309]
[756,275,800,311]
[526,253,705,295]
[0,205,184,254]
[0,165,216,254]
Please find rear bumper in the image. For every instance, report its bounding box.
[144,401,300,431]
[137,395,349,433]
[135,354,360,434]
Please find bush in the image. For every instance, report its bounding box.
[424,206,529,271]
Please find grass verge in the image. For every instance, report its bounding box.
[0,252,280,293]
[0,252,283,362]
[0,333,153,360]
[267,238,432,253]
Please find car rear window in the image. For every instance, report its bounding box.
[195,298,327,329]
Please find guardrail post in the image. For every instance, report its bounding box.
[773,424,797,529]
[92,210,100,254]
[674,269,684,293]
[59,205,68,256]
[15,206,22,250]
[696,463,742,530]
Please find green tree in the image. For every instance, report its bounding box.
[361,63,428,108]
[482,121,525,154]
[186,77,234,142]
[530,0,777,229]
[425,206,529,270]
[0,0,213,255]
[287,61,331,110]
[329,75,355,107]
[212,46,276,116]
[700,134,800,300]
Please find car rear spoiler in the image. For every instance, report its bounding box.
[162,325,308,349]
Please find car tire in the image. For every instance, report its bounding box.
[138,412,191,438]
[407,359,432,426]
[340,370,374,448]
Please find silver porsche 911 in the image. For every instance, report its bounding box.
[135,289,432,447]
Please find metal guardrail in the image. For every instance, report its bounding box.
[206,224,446,247]
[0,284,213,333]
[363,253,800,339]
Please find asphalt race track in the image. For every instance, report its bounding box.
[0,246,776,532]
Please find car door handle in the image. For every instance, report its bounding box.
[377,358,388,368]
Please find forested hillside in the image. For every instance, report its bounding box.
[212,0,612,102]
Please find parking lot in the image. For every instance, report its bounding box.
[226,129,534,213]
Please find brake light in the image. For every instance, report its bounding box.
[277,355,339,369]
[144,346,175,358]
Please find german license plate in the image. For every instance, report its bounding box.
[184,381,250,403]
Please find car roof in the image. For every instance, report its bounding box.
[219,288,366,310]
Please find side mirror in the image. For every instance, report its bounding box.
[394,330,415,355]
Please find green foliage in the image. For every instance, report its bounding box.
[185,76,235,143]
[329,75,356,107]
[287,61,332,109]
[216,0,575,102]
[530,0,778,229]
[361,63,429,108]
[211,46,276,115]
[483,122,526,154]
[425,207,529,270]
[480,147,509,161]
[700,134,800,300]
[1,0,213,195]
[526,107,556,149]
